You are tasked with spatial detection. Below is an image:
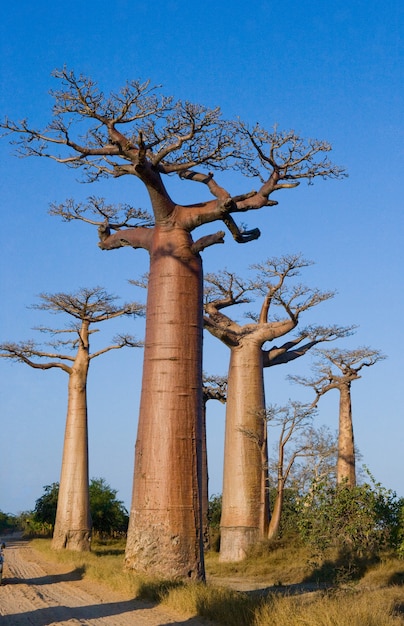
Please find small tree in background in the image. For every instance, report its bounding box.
[0,512,18,534]
[0,288,142,551]
[266,402,316,541]
[266,407,337,541]
[207,494,223,552]
[89,478,129,538]
[33,479,129,538]
[33,482,60,531]
[290,347,386,487]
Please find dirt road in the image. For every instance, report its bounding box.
[0,536,217,626]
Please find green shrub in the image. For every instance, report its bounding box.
[296,470,402,579]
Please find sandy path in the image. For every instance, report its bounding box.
[0,536,217,626]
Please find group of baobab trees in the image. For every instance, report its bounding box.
[1,68,384,581]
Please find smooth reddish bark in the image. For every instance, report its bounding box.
[220,341,269,561]
[337,382,356,486]
[52,342,91,550]
[124,225,205,579]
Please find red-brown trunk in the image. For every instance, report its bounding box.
[220,341,269,562]
[125,225,205,580]
[201,400,209,550]
[52,347,91,551]
[337,383,356,487]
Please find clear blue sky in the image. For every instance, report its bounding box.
[1,0,403,515]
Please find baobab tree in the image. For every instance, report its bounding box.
[202,374,227,549]
[290,347,385,487]
[0,287,142,551]
[1,68,345,578]
[204,256,353,561]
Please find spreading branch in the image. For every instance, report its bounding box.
[1,67,346,245]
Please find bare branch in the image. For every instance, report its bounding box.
[0,341,73,372]
[289,345,386,401]
[90,334,143,359]
[202,373,228,404]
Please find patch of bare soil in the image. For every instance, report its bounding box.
[0,535,217,626]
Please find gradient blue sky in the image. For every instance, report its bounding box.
[1,0,403,515]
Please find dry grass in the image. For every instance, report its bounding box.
[30,539,404,625]
[205,540,313,585]
[253,588,404,626]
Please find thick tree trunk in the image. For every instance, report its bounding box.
[219,342,269,562]
[337,383,356,487]
[52,349,91,551]
[125,225,205,580]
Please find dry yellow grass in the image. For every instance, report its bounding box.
[30,538,404,625]
[253,588,404,626]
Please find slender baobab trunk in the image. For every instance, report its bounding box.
[125,226,205,579]
[201,398,209,551]
[337,382,356,487]
[267,466,284,541]
[220,341,269,562]
[52,344,91,551]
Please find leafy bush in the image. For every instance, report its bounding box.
[207,494,222,552]
[89,477,128,537]
[296,470,402,579]
[0,511,18,534]
[32,478,128,538]
[268,487,301,540]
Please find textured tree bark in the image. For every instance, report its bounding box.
[125,225,205,579]
[219,341,269,562]
[337,382,356,487]
[52,347,91,551]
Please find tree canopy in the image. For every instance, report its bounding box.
[33,479,128,536]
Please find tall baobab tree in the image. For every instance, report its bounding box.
[202,374,227,550]
[290,347,386,487]
[204,256,353,561]
[1,68,345,578]
[0,288,142,551]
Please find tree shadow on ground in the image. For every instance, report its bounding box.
[388,570,404,586]
[242,581,330,598]
[92,547,125,556]
[2,566,85,586]
[0,598,209,626]
[302,551,378,585]
[0,599,146,626]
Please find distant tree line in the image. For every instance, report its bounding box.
[6,478,129,539]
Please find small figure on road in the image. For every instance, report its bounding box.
[0,542,6,584]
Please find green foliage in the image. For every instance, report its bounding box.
[396,498,404,558]
[268,488,301,540]
[32,478,128,537]
[34,482,59,527]
[0,510,18,533]
[296,469,402,574]
[208,494,222,529]
[207,494,222,551]
[89,477,128,537]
